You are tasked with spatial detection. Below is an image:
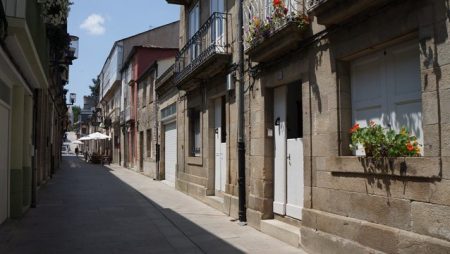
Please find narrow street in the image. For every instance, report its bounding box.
[0,156,305,254]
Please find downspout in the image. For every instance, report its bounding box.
[31,89,38,208]
[309,80,313,209]
[237,0,247,224]
[154,65,160,180]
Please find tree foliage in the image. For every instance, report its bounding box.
[89,78,100,97]
[72,105,81,124]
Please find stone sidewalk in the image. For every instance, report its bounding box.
[0,156,307,254]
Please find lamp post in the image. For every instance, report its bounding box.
[67,92,76,105]
[69,35,79,60]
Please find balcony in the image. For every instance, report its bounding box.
[174,12,231,91]
[125,106,134,122]
[306,0,390,25]
[100,46,123,101]
[156,64,175,93]
[244,0,309,63]
[109,108,120,123]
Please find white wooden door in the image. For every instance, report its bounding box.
[274,84,304,219]
[214,98,226,192]
[351,41,422,155]
[286,138,303,219]
[0,104,9,224]
[164,122,177,185]
[273,86,287,215]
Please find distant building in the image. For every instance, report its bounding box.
[95,21,179,166]
[79,96,96,137]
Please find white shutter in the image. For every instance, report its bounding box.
[351,41,422,154]
[351,51,388,129]
[164,122,177,185]
[386,42,423,145]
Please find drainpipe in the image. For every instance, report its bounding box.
[237,0,247,224]
[31,89,38,208]
[154,66,160,180]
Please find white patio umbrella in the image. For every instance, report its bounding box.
[88,132,111,140]
[71,140,84,144]
[86,132,111,155]
[78,136,91,141]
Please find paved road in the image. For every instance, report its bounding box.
[0,157,305,254]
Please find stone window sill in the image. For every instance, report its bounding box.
[327,156,441,178]
[187,156,202,166]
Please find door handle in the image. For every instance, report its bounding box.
[215,128,219,134]
[275,117,280,126]
[287,154,291,160]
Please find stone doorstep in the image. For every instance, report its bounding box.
[161,180,175,187]
[204,195,225,213]
[260,219,301,248]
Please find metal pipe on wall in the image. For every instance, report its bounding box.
[237,0,247,224]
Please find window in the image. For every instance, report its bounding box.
[189,108,201,157]
[147,129,152,158]
[161,103,176,120]
[210,0,225,48]
[188,2,200,61]
[142,80,147,107]
[351,41,422,155]
[149,77,153,104]
[286,83,302,139]
[264,0,274,19]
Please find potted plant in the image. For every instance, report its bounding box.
[41,0,72,26]
[245,0,310,47]
[349,121,421,158]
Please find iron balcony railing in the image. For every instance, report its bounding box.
[0,0,8,41]
[244,0,305,49]
[305,0,326,11]
[174,12,230,84]
[108,107,120,123]
[156,63,175,88]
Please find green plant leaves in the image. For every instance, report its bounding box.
[349,122,421,158]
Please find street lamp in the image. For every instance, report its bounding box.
[68,35,79,61]
[69,93,76,104]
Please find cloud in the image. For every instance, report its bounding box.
[80,14,106,35]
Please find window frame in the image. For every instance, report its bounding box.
[146,129,152,158]
[188,108,202,157]
[336,39,425,157]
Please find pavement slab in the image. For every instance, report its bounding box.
[0,156,307,254]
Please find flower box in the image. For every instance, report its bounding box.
[326,156,441,179]
[245,21,307,63]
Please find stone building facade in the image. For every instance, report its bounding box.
[167,0,450,252]
[299,0,450,253]
[121,46,179,172]
[95,22,179,168]
[155,58,179,185]
[136,55,177,178]
[169,0,242,217]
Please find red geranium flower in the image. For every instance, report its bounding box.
[349,123,360,133]
[406,142,414,151]
[273,0,281,6]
